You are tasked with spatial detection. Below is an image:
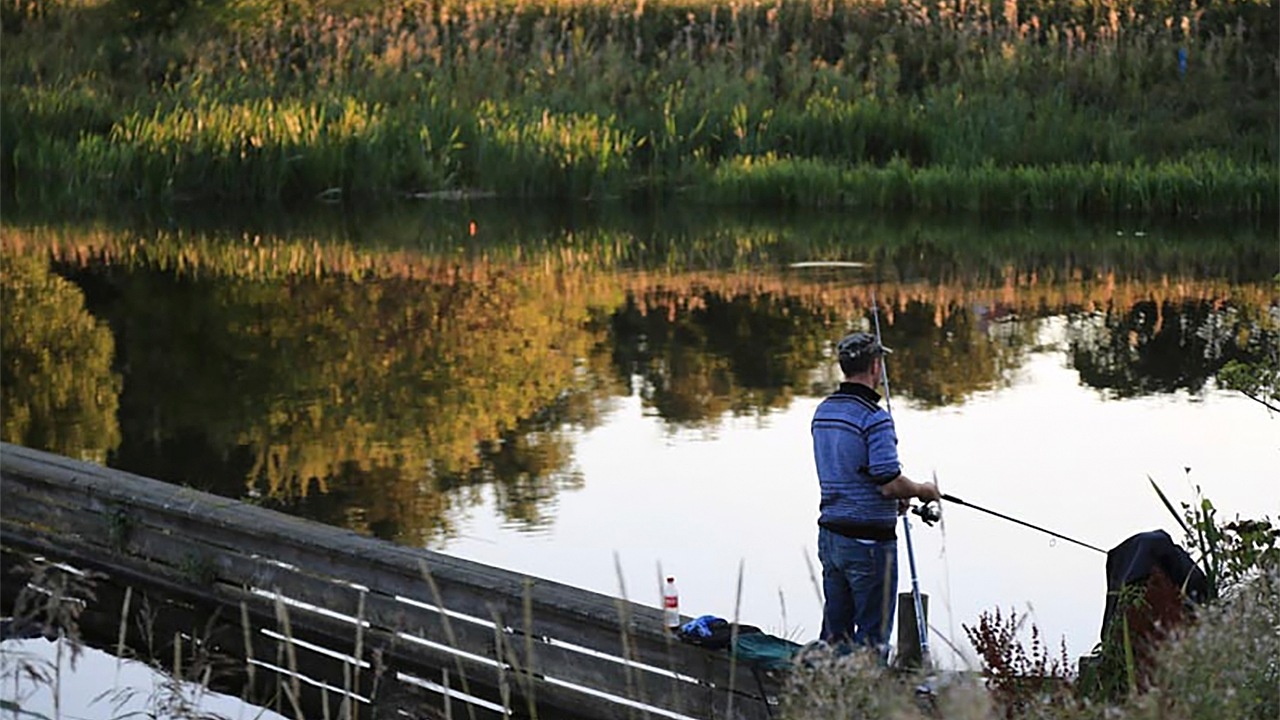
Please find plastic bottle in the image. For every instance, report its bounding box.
[662,576,680,630]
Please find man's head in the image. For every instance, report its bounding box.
[836,331,892,380]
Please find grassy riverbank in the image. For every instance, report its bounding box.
[782,569,1279,720]
[3,0,1275,213]
[4,551,1276,719]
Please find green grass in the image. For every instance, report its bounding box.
[2,0,1276,212]
[694,153,1276,214]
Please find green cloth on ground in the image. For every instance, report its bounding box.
[731,631,804,671]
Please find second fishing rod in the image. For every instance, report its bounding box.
[867,289,933,670]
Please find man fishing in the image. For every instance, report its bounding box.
[812,331,940,661]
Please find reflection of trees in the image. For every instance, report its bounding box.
[482,430,583,531]
[878,301,1030,407]
[610,290,838,425]
[425,378,610,531]
[6,219,1276,547]
[77,265,619,545]
[1066,300,1274,397]
[0,254,121,462]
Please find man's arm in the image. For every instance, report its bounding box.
[879,473,941,502]
[864,413,937,502]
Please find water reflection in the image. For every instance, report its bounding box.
[877,300,1031,407]
[0,253,121,463]
[1066,299,1279,398]
[1,212,1275,548]
[612,290,835,424]
[69,263,618,545]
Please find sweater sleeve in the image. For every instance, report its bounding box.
[864,415,901,484]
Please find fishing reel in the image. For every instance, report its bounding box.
[911,500,942,527]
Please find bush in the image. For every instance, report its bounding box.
[1144,565,1280,720]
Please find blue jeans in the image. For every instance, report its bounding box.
[818,527,897,661]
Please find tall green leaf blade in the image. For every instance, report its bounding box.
[1149,475,1191,538]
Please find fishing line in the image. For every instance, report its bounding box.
[868,289,893,413]
[929,471,961,669]
[940,493,1107,555]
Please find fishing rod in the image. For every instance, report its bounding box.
[869,289,931,669]
[796,262,933,665]
[794,262,1102,556]
[936,493,1107,555]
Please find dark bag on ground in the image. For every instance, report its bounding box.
[677,615,804,670]
[1100,528,1210,643]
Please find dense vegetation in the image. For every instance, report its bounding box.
[781,564,1278,719]
[2,0,1275,213]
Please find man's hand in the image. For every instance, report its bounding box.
[916,481,941,503]
[880,474,941,502]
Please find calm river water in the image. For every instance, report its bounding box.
[3,204,1277,670]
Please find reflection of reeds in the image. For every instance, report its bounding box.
[4,224,1274,322]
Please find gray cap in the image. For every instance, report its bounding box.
[836,332,893,362]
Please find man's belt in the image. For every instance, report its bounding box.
[819,519,897,541]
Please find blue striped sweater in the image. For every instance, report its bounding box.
[811,382,902,538]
